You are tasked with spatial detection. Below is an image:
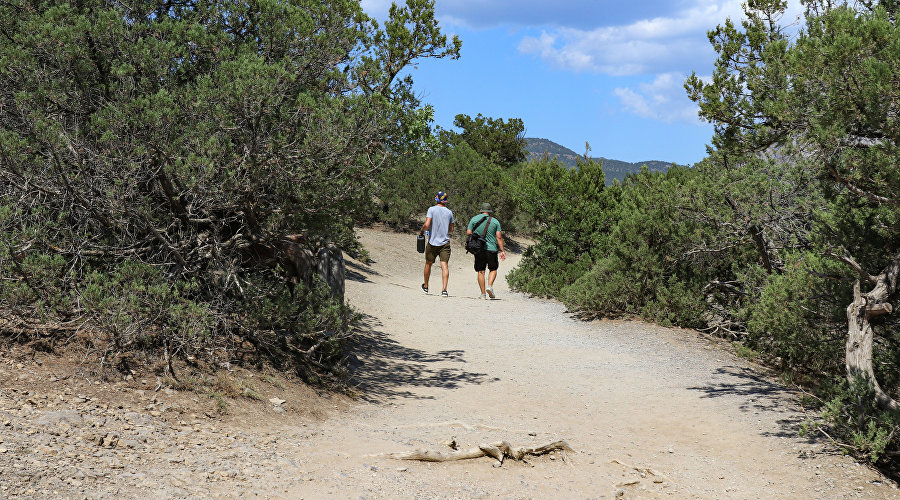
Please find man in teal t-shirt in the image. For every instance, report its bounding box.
[466,202,506,300]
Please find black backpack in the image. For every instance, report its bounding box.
[465,215,491,255]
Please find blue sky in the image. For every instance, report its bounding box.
[361,0,805,165]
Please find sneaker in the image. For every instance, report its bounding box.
[486,286,495,299]
[421,284,428,294]
[480,293,488,300]
[441,290,449,297]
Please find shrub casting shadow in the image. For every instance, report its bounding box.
[504,235,526,254]
[347,313,494,403]
[345,260,379,283]
[690,369,900,482]
[688,366,821,442]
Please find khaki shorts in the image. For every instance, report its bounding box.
[425,242,451,263]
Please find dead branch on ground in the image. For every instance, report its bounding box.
[382,440,573,466]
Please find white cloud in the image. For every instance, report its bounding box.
[515,0,806,123]
[518,1,747,76]
[433,1,686,30]
[361,0,807,127]
[614,73,706,125]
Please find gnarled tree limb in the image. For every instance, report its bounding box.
[383,440,573,466]
[845,252,900,412]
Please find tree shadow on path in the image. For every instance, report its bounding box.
[345,259,379,283]
[688,366,824,443]
[347,313,495,403]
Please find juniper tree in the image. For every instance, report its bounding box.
[687,0,900,410]
[0,0,459,376]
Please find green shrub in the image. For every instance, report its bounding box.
[741,252,848,374]
[804,377,900,464]
[513,163,714,328]
[0,0,458,379]
[507,156,609,297]
[376,142,521,234]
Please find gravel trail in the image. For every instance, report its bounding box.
[289,227,896,499]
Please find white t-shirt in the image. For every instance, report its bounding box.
[426,205,454,246]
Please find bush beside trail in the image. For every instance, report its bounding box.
[509,1,900,470]
[0,0,459,381]
[374,114,528,236]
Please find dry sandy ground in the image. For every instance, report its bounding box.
[1,226,899,499]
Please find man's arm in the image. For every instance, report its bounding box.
[420,217,432,235]
[496,230,506,260]
[448,222,455,234]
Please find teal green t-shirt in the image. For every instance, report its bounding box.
[467,214,502,252]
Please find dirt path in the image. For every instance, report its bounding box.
[1,226,898,499]
[289,227,896,499]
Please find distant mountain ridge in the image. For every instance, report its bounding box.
[524,137,674,184]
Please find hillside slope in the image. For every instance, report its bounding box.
[524,137,675,184]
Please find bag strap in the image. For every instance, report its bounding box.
[474,214,490,234]
[480,216,492,238]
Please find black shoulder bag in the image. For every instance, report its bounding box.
[465,215,492,255]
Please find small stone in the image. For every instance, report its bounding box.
[269,398,286,406]
[396,467,408,472]
[37,446,57,456]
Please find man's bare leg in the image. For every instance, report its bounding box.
[423,262,432,290]
[440,261,450,292]
[485,269,498,298]
[477,270,486,294]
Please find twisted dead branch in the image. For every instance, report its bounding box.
[382,440,573,466]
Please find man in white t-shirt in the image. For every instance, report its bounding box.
[419,191,454,297]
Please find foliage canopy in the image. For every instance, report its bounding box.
[510,0,900,465]
[0,0,459,378]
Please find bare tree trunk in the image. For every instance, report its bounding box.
[845,255,900,411]
[316,242,345,300]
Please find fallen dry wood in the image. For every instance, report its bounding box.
[610,459,667,482]
[383,440,573,465]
